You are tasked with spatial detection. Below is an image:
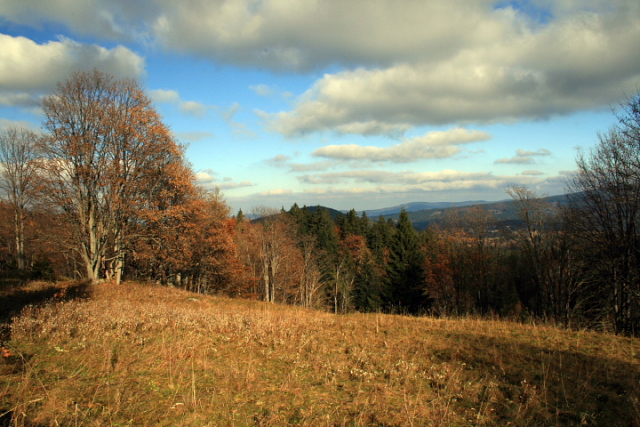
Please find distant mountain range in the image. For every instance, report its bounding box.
[296,193,571,230]
[369,193,571,230]
[348,200,499,217]
[270,193,572,231]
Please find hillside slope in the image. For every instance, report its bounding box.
[1,281,639,426]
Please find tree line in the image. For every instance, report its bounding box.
[2,70,640,336]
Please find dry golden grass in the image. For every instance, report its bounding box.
[1,281,639,426]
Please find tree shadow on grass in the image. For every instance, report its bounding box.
[0,279,93,427]
[432,331,640,426]
[0,279,92,342]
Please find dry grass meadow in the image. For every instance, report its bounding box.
[1,281,640,426]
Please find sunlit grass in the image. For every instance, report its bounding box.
[1,281,639,426]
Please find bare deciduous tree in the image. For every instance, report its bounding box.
[508,185,589,327]
[0,127,40,270]
[567,92,640,334]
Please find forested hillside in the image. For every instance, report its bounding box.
[1,71,640,337]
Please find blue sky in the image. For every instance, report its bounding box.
[1,1,639,214]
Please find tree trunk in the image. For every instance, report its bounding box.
[14,206,25,270]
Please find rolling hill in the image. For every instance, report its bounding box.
[1,280,638,426]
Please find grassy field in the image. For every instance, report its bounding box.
[1,281,639,426]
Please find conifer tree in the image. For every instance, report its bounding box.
[236,208,245,224]
[385,208,427,313]
[352,249,385,312]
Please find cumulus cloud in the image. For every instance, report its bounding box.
[0,33,144,107]
[149,89,180,103]
[195,169,254,191]
[333,122,412,138]
[4,1,639,132]
[194,170,217,184]
[312,128,491,163]
[150,89,208,117]
[0,0,157,41]
[250,1,640,135]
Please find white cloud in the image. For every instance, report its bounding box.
[333,122,412,137]
[4,1,639,132]
[0,34,144,106]
[215,102,256,138]
[521,170,544,176]
[297,169,513,187]
[195,169,254,191]
[149,89,180,103]
[312,128,491,163]
[0,118,40,132]
[259,188,293,196]
[516,148,551,156]
[495,156,536,164]
[231,167,552,210]
[267,154,291,167]
[250,84,274,97]
[495,147,552,164]
[217,180,255,190]
[150,89,208,117]
[227,167,571,211]
[289,161,336,172]
[194,170,217,184]
[179,100,207,117]
[175,131,215,142]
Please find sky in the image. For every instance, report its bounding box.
[1,0,639,215]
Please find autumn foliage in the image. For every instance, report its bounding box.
[2,72,640,338]
[0,70,243,292]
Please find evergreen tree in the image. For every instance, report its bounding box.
[385,208,427,313]
[342,209,362,237]
[368,215,394,265]
[352,249,385,312]
[236,208,245,223]
[289,203,310,235]
[360,211,369,233]
[311,206,339,257]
